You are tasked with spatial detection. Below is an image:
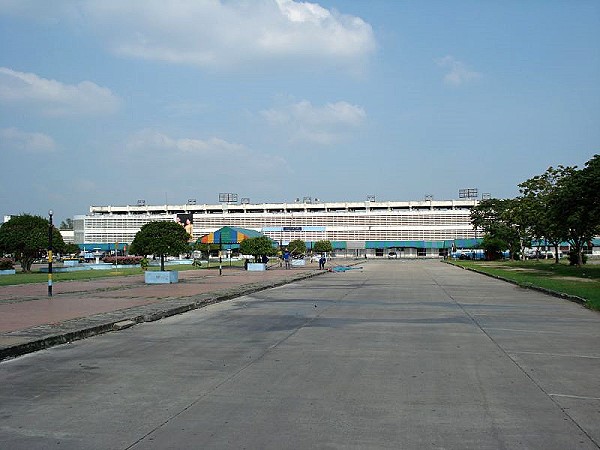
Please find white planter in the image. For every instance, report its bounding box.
[145,270,179,284]
[247,263,267,271]
[291,259,306,267]
[0,269,16,275]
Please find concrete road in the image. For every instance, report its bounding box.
[1,261,598,449]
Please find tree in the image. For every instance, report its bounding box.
[59,218,74,230]
[287,239,306,256]
[579,154,600,233]
[549,156,600,266]
[517,165,576,263]
[239,236,276,262]
[129,221,190,271]
[470,199,522,260]
[193,242,220,258]
[63,243,81,256]
[0,214,66,272]
[313,240,333,254]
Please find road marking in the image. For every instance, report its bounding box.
[509,351,600,359]
[485,327,589,336]
[550,394,600,401]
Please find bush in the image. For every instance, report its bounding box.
[0,258,15,270]
[102,256,144,265]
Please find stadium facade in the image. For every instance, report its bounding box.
[73,199,481,258]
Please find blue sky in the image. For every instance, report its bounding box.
[1,0,598,224]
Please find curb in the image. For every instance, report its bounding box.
[0,269,326,362]
[444,261,589,307]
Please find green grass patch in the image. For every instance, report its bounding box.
[0,260,249,287]
[450,260,600,311]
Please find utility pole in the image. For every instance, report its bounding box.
[47,210,53,297]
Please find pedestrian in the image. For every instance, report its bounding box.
[319,254,326,270]
[283,250,291,269]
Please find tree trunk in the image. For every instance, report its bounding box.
[553,243,559,264]
[160,254,165,271]
[20,256,34,272]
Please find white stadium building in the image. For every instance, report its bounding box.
[73,198,481,258]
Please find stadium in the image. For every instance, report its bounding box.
[73,197,481,258]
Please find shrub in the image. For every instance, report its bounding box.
[0,258,15,270]
[102,256,144,265]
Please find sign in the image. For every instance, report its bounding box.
[219,193,238,203]
[459,188,478,199]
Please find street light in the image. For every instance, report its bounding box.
[48,209,53,297]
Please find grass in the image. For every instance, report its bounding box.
[0,261,245,287]
[449,259,600,311]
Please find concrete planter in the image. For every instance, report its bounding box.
[145,270,179,284]
[291,259,306,267]
[0,269,16,275]
[247,263,267,271]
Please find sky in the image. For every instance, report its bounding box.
[0,0,599,224]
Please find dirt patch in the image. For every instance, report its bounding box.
[550,276,597,283]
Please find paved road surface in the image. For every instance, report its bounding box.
[1,260,598,449]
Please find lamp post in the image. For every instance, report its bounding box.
[48,209,53,297]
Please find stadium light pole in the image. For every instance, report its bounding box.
[48,209,53,297]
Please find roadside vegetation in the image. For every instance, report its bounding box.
[450,259,600,311]
[470,154,599,265]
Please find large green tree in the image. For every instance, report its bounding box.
[313,240,333,254]
[517,165,576,263]
[470,199,523,260]
[549,155,600,266]
[239,236,276,262]
[0,214,65,272]
[287,239,306,256]
[129,221,190,271]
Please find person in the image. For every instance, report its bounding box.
[262,254,269,268]
[244,258,249,271]
[319,254,326,270]
[283,250,291,269]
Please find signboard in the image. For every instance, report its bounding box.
[459,188,478,199]
[219,193,238,203]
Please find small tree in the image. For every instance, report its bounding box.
[194,242,220,258]
[130,221,190,271]
[287,239,306,256]
[59,218,74,230]
[63,243,81,256]
[239,236,276,262]
[313,240,333,254]
[0,214,65,272]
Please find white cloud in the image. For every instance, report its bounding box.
[262,99,366,144]
[436,55,481,86]
[0,67,121,116]
[0,127,57,153]
[125,129,288,174]
[0,1,376,71]
[126,130,246,156]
